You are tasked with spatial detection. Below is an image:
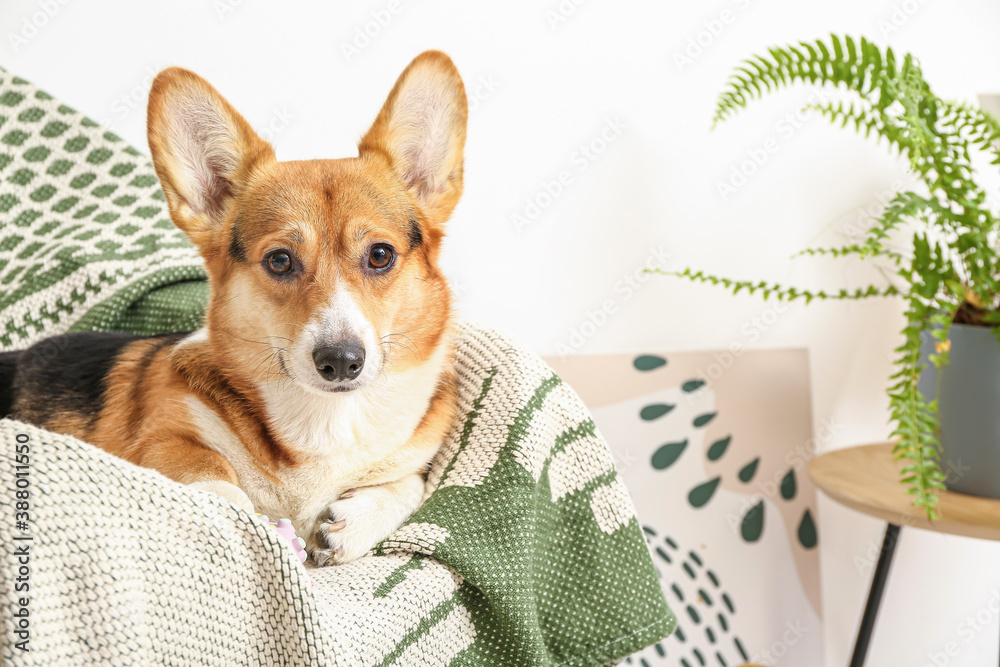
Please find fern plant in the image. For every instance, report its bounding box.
[659,35,1000,518]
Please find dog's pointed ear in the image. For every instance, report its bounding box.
[147,67,274,246]
[359,51,468,227]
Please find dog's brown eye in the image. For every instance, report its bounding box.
[265,250,293,275]
[368,244,394,270]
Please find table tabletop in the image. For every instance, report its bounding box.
[808,443,1000,541]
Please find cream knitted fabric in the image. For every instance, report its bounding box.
[1,323,674,666]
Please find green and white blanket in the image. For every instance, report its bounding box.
[0,70,674,665]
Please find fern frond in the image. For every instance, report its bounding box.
[714,35,897,127]
[807,100,882,137]
[655,268,898,303]
[793,243,904,265]
[939,100,1000,168]
[863,191,935,253]
[888,286,956,518]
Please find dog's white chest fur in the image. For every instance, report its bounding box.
[184,341,448,528]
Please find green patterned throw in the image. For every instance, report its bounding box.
[0,67,206,349]
[0,70,674,666]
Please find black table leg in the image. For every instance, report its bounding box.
[850,523,901,667]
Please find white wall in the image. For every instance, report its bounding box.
[3,1,999,664]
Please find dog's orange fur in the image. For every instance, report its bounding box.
[32,52,467,565]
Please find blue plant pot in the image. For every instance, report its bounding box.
[918,323,1000,499]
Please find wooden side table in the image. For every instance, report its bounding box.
[808,443,1000,666]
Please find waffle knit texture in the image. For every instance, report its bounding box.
[0,68,674,665]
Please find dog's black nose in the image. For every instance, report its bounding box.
[313,343,366,382]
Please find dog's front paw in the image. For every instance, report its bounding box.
[312,474,424,566]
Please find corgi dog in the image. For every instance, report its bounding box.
[0,51,466,565]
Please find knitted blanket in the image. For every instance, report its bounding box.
[0,70,674,665]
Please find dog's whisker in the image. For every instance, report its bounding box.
[381,332,421,360]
